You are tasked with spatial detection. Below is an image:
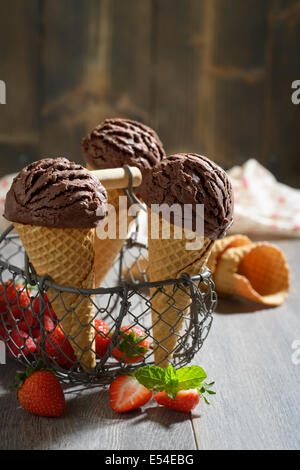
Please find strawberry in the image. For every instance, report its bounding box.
[0,281,30,307]
[134,365,215,413]
[32,294,58,322]
[37,324,75,368]
[0,322,10,340]
[112,325,150,364]
[7,302,36,332]
[7,329,36,358]
[13,362,65,417]
[154,389,200,412]
[34,314,56,340]
[0,299,6,313]
[94,319,110,357]
[109,375,152,413]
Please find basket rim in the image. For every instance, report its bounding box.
[0,224,212,295]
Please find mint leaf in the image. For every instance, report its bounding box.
[200,382,216,405]
[134,366,166,392]
[164,365,179,399]
[176,366,207,391]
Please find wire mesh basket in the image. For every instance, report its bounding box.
[0,195,216,386]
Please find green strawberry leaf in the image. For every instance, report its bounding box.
[164,365,179,399]
[199,382,216,405]
[134,365,166,392]
[117,330,148,358]
[176,366,207,390]
[134,365,214,404]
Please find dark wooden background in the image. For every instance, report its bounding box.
[0,0,299,186]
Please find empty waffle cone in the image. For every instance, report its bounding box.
[213,242,290,306]
[14,223,96,369]
[148,211,214,367]
[207,234,252,273]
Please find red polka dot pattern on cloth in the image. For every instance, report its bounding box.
[227,159,300,237]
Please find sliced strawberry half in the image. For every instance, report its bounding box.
[109,375,152,413]
[153,389,200,413]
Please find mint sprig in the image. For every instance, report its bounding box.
[134,364,214,401]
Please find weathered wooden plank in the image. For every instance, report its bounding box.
[263,0,300,187]
[191,239,300,450]
[200,0,269,169]
[151,0,206,154]
[109,0,152,124]
[0,0,40,174]
[0,357,196,450]
[39,0,93,162]
[40,0,153,165]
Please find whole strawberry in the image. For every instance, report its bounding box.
[12,362,65,417]
[94,319,111,357]
[112,325,150,364]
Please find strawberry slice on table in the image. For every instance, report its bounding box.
[109,375,152,413]
[12,361,65,417]
[153,389,200,412]
[94,319,111,357]
[134,365,216,413]
[112,325,150,364]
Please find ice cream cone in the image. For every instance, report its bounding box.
[207,234,252,273]
[87,164,135,287]
[14,222,97,369]
[148,211,214,367]
[213,242,290,306]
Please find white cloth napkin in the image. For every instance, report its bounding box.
[228,159,300,237]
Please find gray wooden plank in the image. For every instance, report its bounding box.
[0,357,196,450]
[191,239,300,450]
[151,0,206,154]
[1,238,299,450]
[262,0,300,187]
[0,0,40,175]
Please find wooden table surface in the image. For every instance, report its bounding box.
[1,239,299,450]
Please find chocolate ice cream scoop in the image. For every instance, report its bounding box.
[81,118,165,175]
[4,158,107,229]
[141,153,234,239]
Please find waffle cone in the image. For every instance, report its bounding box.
[206,234,251,273]
[94,188,135,287]
[14,223,96,369]
[213,242,290,306]
[86,165,135,287]
[148,211,214,367]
